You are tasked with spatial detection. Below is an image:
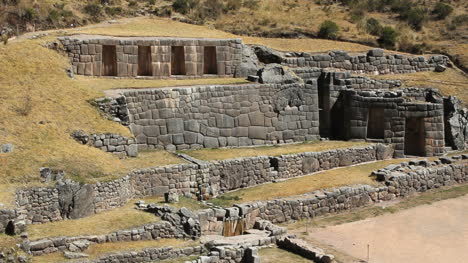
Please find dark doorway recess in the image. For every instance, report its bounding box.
[138,46,152,76]
[203,46,218,74]
[5,221,15,235]
[318,81,330,137]
[171,46,186,75]
[405,117,426,156]
[367,107,385,139]
[102,45,117,76]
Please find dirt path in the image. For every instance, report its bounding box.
[310,195,468,263]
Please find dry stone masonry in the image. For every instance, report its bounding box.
[59,35,242,78]
[124,82,319,151]
[14,145,386,224]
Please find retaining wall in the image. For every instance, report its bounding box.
[283,49,448,75]
[124,82,319,151]
[253,156,467,224]
[14,144,386,224]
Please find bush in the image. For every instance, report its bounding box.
[402,8,427,31]
[448,14,468,30]
[432,3,453,20]
[128,1,137,7]
[105,6,123,16]
[48,9,60,24]
[243,0,260,9]
[83,3,102,17]
[172,0,198,14]
[318,20,340,39]
[377,26,399,49]
[366,18,382,36]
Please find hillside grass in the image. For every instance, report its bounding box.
[180,141,371,161]
[210,159,408,207]
[28,201,158,240]
[33,239,198,263]
[73,17,374,53]
[372,68,468,106]
[0,37,190,206]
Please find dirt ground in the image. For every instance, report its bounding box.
[310,195,468,263]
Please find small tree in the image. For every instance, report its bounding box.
[318,20,340,40]
[377,26,399,49]
[432,2,453,20]
[172,0,198,15]
[402,8,427,31]
[366,18,382,36]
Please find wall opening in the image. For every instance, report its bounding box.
[203,46,218,74]
[171,46,186,75]
[367,107,385,139]
[138,46,152,76]
[269,157,279,171]
[5,221,15,236]
[405,117,426,156]
[318,78,331,138]
[102,45,117,76]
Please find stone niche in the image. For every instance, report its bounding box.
[340,89,445,157]
[124,82,320,150]
[59,35,243,78]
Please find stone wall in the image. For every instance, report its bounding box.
[59,35,242,78]
[124,83,319,151]
[277,236,335,263]
[14,144,387,224]
[254,156,467,224]
[15,188,61,224]
[341,89,445,157]
[90,134,138,158]
[71,131,138,158]
[0,209,16,234]
[283,49,448,75]
[27,221,182,256]
[292,68,401,90]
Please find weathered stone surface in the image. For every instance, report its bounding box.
[257,64,301,84]
[444,96,468,150]
[1,143,14,153]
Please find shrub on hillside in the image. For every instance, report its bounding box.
[402,8,427,31]
[243,0,260,9]
[432,3,453,20]
[318,20,340,40]
[172,0,199,15]
[105,6,123,16]
[83,3,102,18]
[377,26,399,49]
[448,14,468,30]
[365,18,382,36]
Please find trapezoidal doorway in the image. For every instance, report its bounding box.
[171,46,186,75]
[367,107,385,139]
[138,46,152,76]
[203,46,218,74]
[405,117,426,156]
[102,45,117,76]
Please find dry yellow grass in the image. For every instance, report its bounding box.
[73,17,374,53]
[77,76,249,92]
[0,234,17,248]
[211,159,407,207]
[0,37,188,202]
[259,247,313,263]
[372,68,468,105]
[33,239,198,263]
[28,201,158,240]
[181,141,371,161]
